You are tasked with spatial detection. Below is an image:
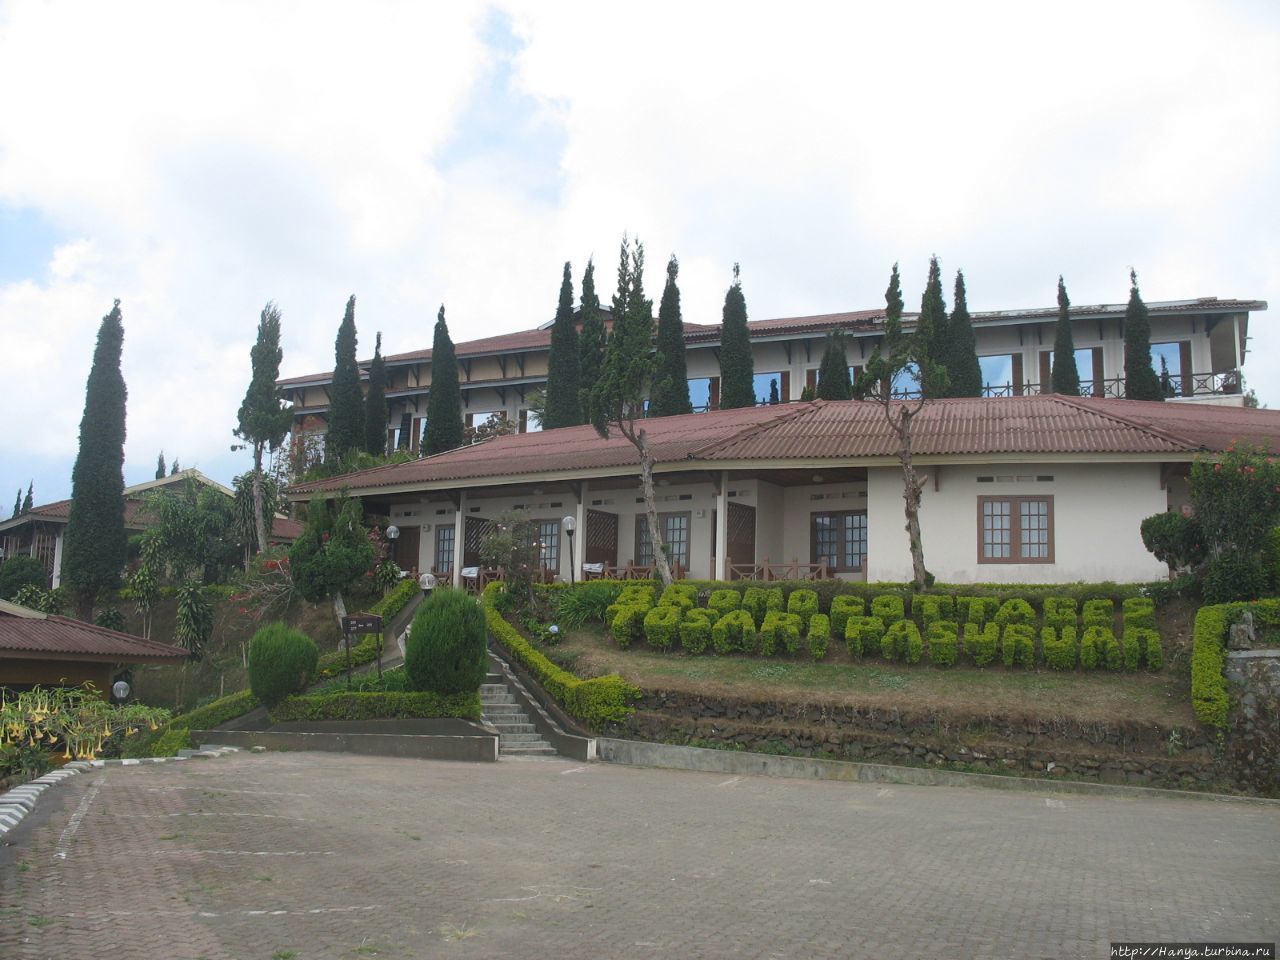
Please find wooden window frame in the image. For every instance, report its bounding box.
[435,524,456,574]
[809,510,868,572]
[536,518,560,572]
[976,495,1055,564]
[635,511,692,569]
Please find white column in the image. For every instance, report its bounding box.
[571,482,588,583]
[452,490,466,589]
[51,531,64,589]
[715,471,729,581]
[1233,314,1243,372]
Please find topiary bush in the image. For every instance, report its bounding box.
[957,596,999,626]
[1120,628,1141,671]
[712,609,757,655]
[1000,624,1035,668]
[404,588,487,695]
[806,613,830,661]
[742,586,784,626]
[1041,626,1077,671]
[786,589,819,629]
[963,621,999,666]
[679,608,716,654]
[759,611,803,656]
[829,595,864,637]
[643,604,681,650]
[915,595,954,631]
[993,599,1035,628]
[248,622,320,706]
[881,619,922,663]
[708,589,741,618]
[658,583,697,611]
[845,615,884,658]
[871,594,906,625]
[610,604,647,647]
[1043,597,1077,632]
[1080,625,1112,670]
[1082,599,1114,632]
[926,620,958,667]
[1121,597,1156,631]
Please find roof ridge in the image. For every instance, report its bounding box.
[45,613,189,655]
[1044,395,1198,451]
[689,402,819,459]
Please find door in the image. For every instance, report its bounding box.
[727,501,756,569]
[584,509,618,567]
[463,516,490,567]
[393,526,420,573]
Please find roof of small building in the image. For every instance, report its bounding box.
[0,600,190,663]
[287,395,1280,496]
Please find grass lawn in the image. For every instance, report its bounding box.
[551,616,1198,729]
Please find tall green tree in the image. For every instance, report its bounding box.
[424,305,464,455]
[718,263,754,409]
[234,302,293,556]
[364,332,388,454]
[1050,276,1081,396]
[1124,269,1163,401]
[916,256,948,398]
[62,300,128,619]
[171,459,180,475]
[543,261,582,429]
[21,482,33,514]
[326,295,364,462]
[878,263,906,396]
[815,330,853,401]
[649,255,692,418]
[11,489,19,518]
[590,237,674,585]
[945,270,982,397]
[576,259,605,424]
[155,451,166,480]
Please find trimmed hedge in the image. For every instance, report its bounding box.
[1000,623,1035,668]
[712,609,757,655]
[708,589,741,617]
[659,583,697,611]
[1191,604,1231,727]
[679,608,715,654]
[173,690,259,731]
[248,623,319,707]
[1042,626,1077,671]
[643,604,681,650]
[1080,626,1112,670]
[806,613,830,661]
[610,604,647,647]
[963,621,999,666]
[829,595,864,637]
[926,620,958,667]
[405,588,487,695]
[871,594,906,625]
[483,583,639,727]
[268,691,481,722]
[845,615,885,658]
[915,595,954,630]
[786,589,819,629]
[958,596,999,626]
[993,599,1035,628]
[1122,597,1156,631]
[882,619,923,663]
[759,611,803,656]
[742,586,784,626]
[1043,597,1077,632]
[1082,599,1115,632]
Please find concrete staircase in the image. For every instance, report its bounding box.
[481,672,557,757]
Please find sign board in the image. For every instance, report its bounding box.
[342,614,383,637]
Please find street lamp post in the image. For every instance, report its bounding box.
[563,515,576,586]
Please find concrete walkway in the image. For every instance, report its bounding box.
[1,751,1276,959]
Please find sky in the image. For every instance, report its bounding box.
[1,0,1277,507]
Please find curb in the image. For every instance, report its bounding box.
[594,738,1280,807]
[0,745,240,839]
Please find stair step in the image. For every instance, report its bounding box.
[501,744,557,755]
[497,732,547,743]
[479,684,511,696]
[481,705,523,716]
[488,722,537,734]
[480,695,516,705]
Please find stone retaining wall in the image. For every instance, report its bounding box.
[620,691,1222,789]
[1225,650,1280,793]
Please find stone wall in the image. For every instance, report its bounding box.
[620,691,1224,790]
[1224,650,1280,793]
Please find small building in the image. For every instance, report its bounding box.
[286,396,1280,586]
[0,598,189,693]
[0,469,304,589]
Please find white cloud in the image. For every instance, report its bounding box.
[0,0,1277,503]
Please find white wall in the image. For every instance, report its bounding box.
[865,462,1168,583]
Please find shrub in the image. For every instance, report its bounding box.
[759,611,803,656]
[882,619,923,663]
[742,586,784,626]
[1079,626,1102,669]
[1191,445,1280,602]
[269,691,481,722]
[617,584,656,607]
[1121,597,1156,630]
[1101,629,1123,670]
[1191,605,1230,726]
[1140,627,1164,671]
[557,581,623,627]
[248,623,320,706]
[610,604,647,647]
[1041,626,1077,671]
[871,594,906,625]
[658,583,697,611]
[844,616,885,658]
[1203,554,1269,605]
[786,589,819,629]
[404,588,487,695]
[1140,510,1208,572]
[993,599,1035,628]
[146,727,192,757]
[1000,624,1035,668]
[1043,597,1077,631]
[679,608,715,654]
[957,596,999,626]
[829,595,865,637]
[315,579,420,680]
[962,621,999,666]
[915,595,954,631]
[708,589,741,618]
[926,620,958,667]
[806,613,830,661]
[712,609,757,655]
[1082,599,1114,632]
[643,604,681,650]
[484,583,639,727]
[1120,629,1141,671]
[0,555,48,600]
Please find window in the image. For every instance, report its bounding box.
[810,511,867,571]
[537,519,560,571]
[978,496,1054,563]
[636,512,691,570]
[752,371,787,405]
[1151,341,1191,397]
[979,354,1025,396]
[688,377,718,412]
[435,525,455,574]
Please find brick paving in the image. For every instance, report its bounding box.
[0,751,1276,959]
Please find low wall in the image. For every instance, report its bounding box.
[195,724,498,762]
[1225,650,1280,793]
[620,691,1221,789]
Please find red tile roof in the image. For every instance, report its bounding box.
[287,396,1280,496]
[0,604,189,663]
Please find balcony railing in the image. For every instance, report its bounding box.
[980,369,1241,400]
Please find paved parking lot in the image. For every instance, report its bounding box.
[0,751,1276,959]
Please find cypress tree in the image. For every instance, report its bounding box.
[364,332,388,454]
[326,295,364,462]
[171,459,180,475]
[815,330,853,401]
[577,259,605,424]
[234,302,293,555]
[155,451,166,480]
[649,255,692,418]
[916,256,948,399]
[11,489,20,518]
[22,482,33,514]
[543,262,582,429]
[424,305,464,454]
[1123,270,1163,401]
[62,299,128,619]
[1050,276,1081,396]
[876,263,906,397]
[945,270,982,397]
[769,379,780,404]
[718,264,755,409]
